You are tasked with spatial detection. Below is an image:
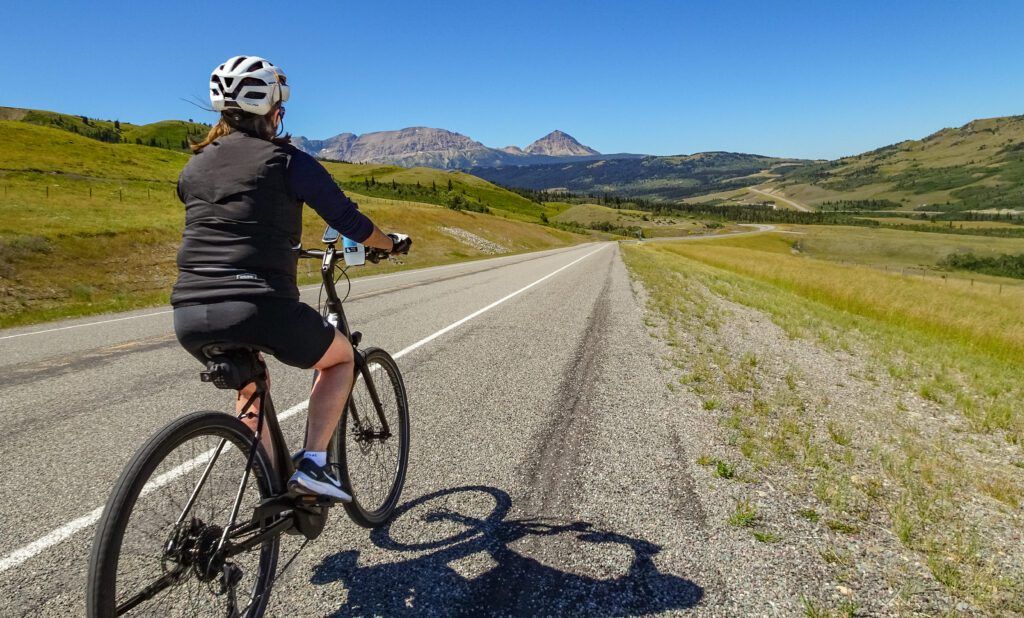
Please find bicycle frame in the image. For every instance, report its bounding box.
[312,244,393,441]
[183,241,395,551]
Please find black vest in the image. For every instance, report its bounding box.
[171,132,302,305]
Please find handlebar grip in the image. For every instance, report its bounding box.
[365,248,389,264]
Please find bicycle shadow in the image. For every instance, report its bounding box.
[310,485,703,616]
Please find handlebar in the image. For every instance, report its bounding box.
[294,245,394,264]
[295,248,325,260]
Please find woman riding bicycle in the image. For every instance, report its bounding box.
[171,55,410,502]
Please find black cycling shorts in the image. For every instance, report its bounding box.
[173,298,336,369]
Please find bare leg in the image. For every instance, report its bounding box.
[238,364,275,468]
[305,331,356,452]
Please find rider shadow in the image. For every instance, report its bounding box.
[310,485,704,616]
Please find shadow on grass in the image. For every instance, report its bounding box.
[311,485,703,616]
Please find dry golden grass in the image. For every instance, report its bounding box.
[663,232,1024,363]
[0,194,582,328]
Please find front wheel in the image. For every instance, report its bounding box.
[333,347,410,528]
[87,411,279,617]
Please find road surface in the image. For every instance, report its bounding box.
[0,242,725,615]
[748,187,812,212]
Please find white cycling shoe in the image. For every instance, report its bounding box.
[288,455,352,502]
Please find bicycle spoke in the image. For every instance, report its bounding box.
[108,428,272,615]
[342,352,407,520]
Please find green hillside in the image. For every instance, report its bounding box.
[320,162,547,220]
[0,119,582,326]
[0,106,210,151]
[770,115,1024,212]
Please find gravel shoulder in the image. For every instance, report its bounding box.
[623,242,1024,616]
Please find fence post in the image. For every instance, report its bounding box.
[119,189,123,202]
[46,186,49,198]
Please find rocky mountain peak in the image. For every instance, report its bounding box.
[524,130,600,156]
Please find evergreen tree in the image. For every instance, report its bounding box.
[431,180,436,192]
[114,120,121,130]
[447,178,453,191]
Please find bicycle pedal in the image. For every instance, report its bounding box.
[292,492,338,508]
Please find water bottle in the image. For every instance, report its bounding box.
[342,236,366,266]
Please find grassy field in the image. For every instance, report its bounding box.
[622,229,1024,613]
[0,121,583,327]
[552,202,736,237]
[784,224,1024,279]
[320,162,547,221]
[863,216,1022,229]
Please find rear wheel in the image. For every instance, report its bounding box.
[333,347,410,528]
[87,411,279,617]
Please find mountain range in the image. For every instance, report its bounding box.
[470,152,810,201]
[7,104,1022,211]
[292,127,621,169]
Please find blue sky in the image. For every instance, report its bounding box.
[2,0,1022,159]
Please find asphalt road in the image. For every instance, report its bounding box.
[0,242,715,616]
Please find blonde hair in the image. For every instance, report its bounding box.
[190,106,290,153]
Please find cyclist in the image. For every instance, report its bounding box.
[170,55,411,502]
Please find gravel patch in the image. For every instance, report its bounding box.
[440,227,508,254]
[627,262,1024,616]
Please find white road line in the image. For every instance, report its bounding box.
[0,243,606,574]
[0,245,588,342]
[0,398,311,575]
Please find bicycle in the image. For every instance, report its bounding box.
[86,226,411,616]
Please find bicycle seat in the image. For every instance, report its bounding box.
[199,344,268,390]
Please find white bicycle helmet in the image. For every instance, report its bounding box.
[209,55,290,116]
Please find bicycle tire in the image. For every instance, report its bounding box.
[87,411,280,617]
[334,347,410,528]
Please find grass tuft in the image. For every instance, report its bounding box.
[728,498,759,527]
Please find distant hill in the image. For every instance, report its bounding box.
[0,106,209,151]
[292,126,615,169]
[471,152,809,201]
[769,115,1024,212]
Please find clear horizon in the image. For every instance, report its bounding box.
[3,0,1023,160]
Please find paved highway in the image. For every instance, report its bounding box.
[0,242,719,615]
